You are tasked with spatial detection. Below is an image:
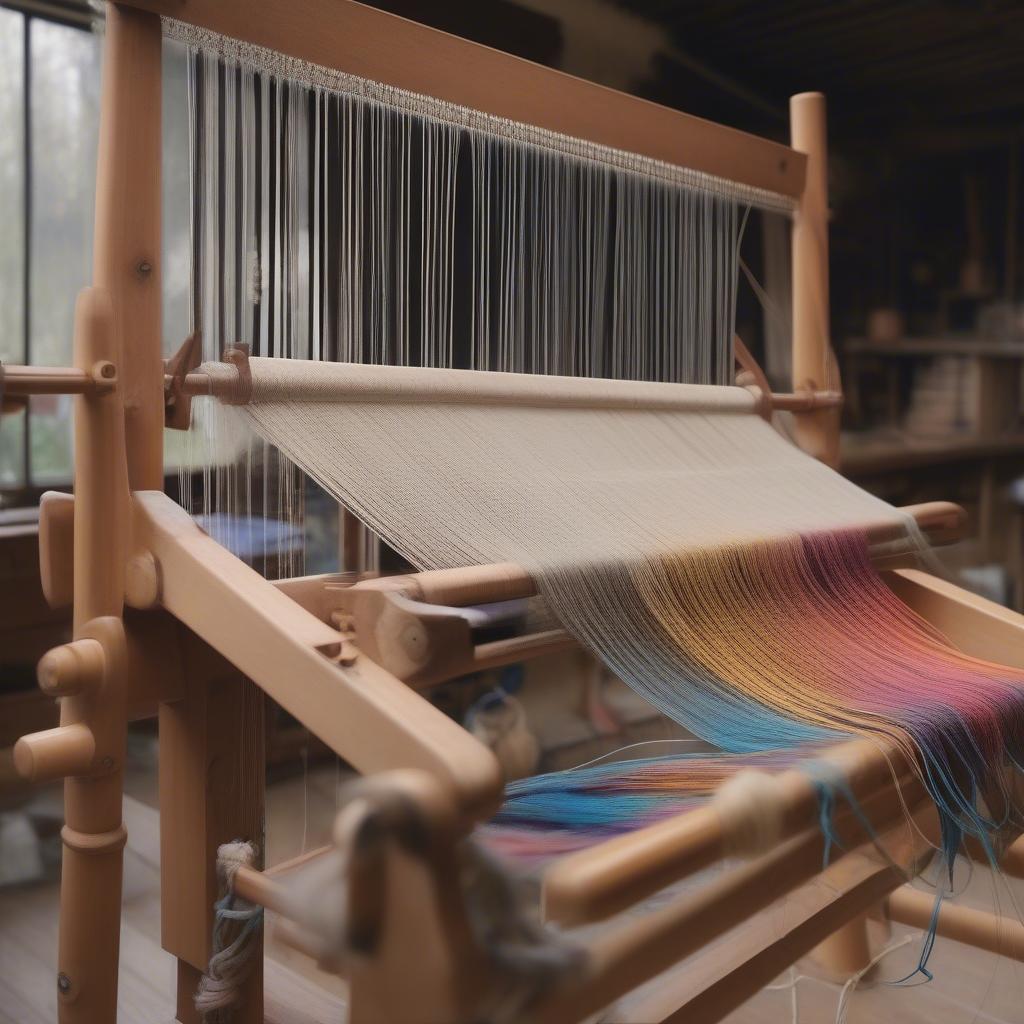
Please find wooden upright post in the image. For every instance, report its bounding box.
[45,4,164,1018]
[792,92,871,973]
[90,8,266,1022]
[790,92,841,467]
[93,4,164,492]
[51,289,131,1023]
[160,636,265,1024]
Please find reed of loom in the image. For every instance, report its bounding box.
[7,2,1024,1023]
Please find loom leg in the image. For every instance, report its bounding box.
[56,774,126,1023]
[810,912,872,976]
[159,630,265,1023]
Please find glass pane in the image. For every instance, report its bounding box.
[163,39,193,471]
[0,408,26,491]
[29,18,101,484]
[163,38,191,351]
[0,10,25,490]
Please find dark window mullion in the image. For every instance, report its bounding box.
[22,13,31,488]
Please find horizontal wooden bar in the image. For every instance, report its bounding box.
[472,629,575,672]
[349,502,967,609]
[625,817,930,1024]
[770,388,842,412]
[118,0,804,200]
[887,886,1024,962]
[2,363,116,396]
[886,568,1024,671]
[533,796,934,1024]
[178,365,836,418]
[542,739,918,926]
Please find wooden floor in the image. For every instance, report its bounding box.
[3,737,1024,1023]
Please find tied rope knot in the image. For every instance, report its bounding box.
[712,769,786,858]
[195,841,264,1022]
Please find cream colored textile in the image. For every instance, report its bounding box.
[201,357,910,576]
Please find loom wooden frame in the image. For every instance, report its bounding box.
[9,2,1024,1022]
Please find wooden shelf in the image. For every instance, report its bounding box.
[845,336,1024,358]
[840,430,1024,475]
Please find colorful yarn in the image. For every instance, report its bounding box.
[490,531,1024,870]
[484,749,802,865]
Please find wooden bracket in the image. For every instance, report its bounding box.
[734,333,842,418]
[332,584,574,689]
[222,344,253,405]
[163,331,202,430]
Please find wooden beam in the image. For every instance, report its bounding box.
[115,0,804,200]
[885,568,1024,670]
[134,490,503,824]
[94,3,163,491]
[159,633,265,1023]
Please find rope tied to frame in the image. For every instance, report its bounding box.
[195,841,264,1022]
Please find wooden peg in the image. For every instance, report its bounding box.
[38,639,106,698]
[163,331,202,430]
[13,723,96,783]
[124,551,161,609]
[39,490,76,610]
[222,344,253,405]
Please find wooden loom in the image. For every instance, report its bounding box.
[5,2,1024,1021]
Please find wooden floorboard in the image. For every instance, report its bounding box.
[3,751,1024,1022]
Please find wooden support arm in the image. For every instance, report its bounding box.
[131,490,504,826]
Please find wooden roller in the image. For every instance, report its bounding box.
[351,501,967,609]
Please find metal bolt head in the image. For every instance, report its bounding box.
[100,756,115,771]
[57,973,72,995]
[136,259,153,276]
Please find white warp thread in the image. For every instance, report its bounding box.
[163,18,795,215]
[197,359,928,744]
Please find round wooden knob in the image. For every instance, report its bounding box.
[37,639,105,697]
[13,724,96,783]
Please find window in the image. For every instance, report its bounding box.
[0,5,100,502]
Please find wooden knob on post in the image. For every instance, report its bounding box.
[37,638,106,697]
[13,724,96,783]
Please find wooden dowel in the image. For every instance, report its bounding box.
[233,864,300,919]
[37,639,106,698]
[769,388,843,412]
[542,738,914,926]
[887,886,1024,961]
[1,363,117,396]
[13,724,96,784]
[472,629,576,671]
[350,502,966,610]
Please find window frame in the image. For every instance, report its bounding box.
[0,0,96,508]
